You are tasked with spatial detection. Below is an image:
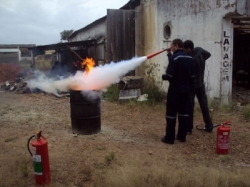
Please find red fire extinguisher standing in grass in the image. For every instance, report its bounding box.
[216,121,231,154]
[27,131,51,186]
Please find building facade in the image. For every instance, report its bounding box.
[69,0,250,104]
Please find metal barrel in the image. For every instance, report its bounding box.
[70,90,101,135]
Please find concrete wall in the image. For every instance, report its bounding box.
[237,0,250,15]
[135,0,239,103]
[0,45,33,63]
[0,48,21,61]
[67,0,250,103]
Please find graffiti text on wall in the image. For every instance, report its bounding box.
[222,31,230,82]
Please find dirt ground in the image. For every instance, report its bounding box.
[1,89,250,186]
[1,64,250,186]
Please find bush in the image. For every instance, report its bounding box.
[103,63,165,104]
[102,84,120,102]
[142,63,165,104]
[242,104,250,121]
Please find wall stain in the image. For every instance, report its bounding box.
[216,0,221,8]
[224,3,230,9]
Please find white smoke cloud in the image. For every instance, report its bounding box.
[27,56,147,97]
[80,90,102,101]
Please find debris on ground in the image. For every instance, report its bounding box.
[0,63,71,96]
[0,63,35,94]
[0,63,26,82]
[137,94,148,102]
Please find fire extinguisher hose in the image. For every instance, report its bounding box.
[196,124,221,131]
[196,120,231,131]
[27,135,35,156]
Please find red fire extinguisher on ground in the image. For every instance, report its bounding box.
[27,131,51,186]
[216,121,231,154]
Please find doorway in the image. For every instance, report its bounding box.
[233,20,250,89]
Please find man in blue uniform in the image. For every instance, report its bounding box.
[161,39,194,144]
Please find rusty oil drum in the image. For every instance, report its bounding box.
[70,90,101,135]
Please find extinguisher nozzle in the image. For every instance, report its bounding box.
[146,49,167,59]
[35,130,42,139]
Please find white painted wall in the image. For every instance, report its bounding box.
[136,0,238,103]
[221,19,234,104]
[0,48,21,61]
[237,0,250,15]
[67,0,250,103]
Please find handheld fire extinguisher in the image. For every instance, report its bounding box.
[27,131,51,186]
[216,121,231,154]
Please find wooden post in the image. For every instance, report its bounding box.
[31,50,35,70]
[65,45,83,61]
[94,40,97,65]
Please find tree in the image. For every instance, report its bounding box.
[60,30,74,42]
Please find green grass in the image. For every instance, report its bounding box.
[20,162,29,177]
[142,62,165,104]
[105,152,115,164]
[99,159,250,187]
[218,155,231,163]
[242,104,250,120]
[102,84,120,102]
[102,81,165,105]
[0,105,12,115]
[141,80,165,105]
[208,98,220,111]
[4,137,18,142]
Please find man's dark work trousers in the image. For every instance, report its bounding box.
[166,90,189,142]
[189,84,213,131]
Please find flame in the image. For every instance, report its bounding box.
[81,57,95,73]
[70,57,95,91]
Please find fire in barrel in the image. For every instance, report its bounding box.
[70,57,101,135]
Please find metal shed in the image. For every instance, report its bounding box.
[28,40,97,75]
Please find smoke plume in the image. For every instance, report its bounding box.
[27,56,147,97]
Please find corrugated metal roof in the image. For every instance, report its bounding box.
[0,44,36,48]
[28,40,96,51]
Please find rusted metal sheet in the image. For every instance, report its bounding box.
[106,9,135,63]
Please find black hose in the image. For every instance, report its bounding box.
[196,120,231,131]
[27,135,35,156]
[196,124,223,131]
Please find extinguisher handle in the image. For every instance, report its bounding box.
[222,120,231,126]
[40,135,46,140]
[35,130,42,139]
[27,135,35,156]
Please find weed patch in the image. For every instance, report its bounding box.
[142,63,165,104]
[105,152,115,164]
[102,84,119,102]
[4,137,18,142]
[242,104,250,121]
